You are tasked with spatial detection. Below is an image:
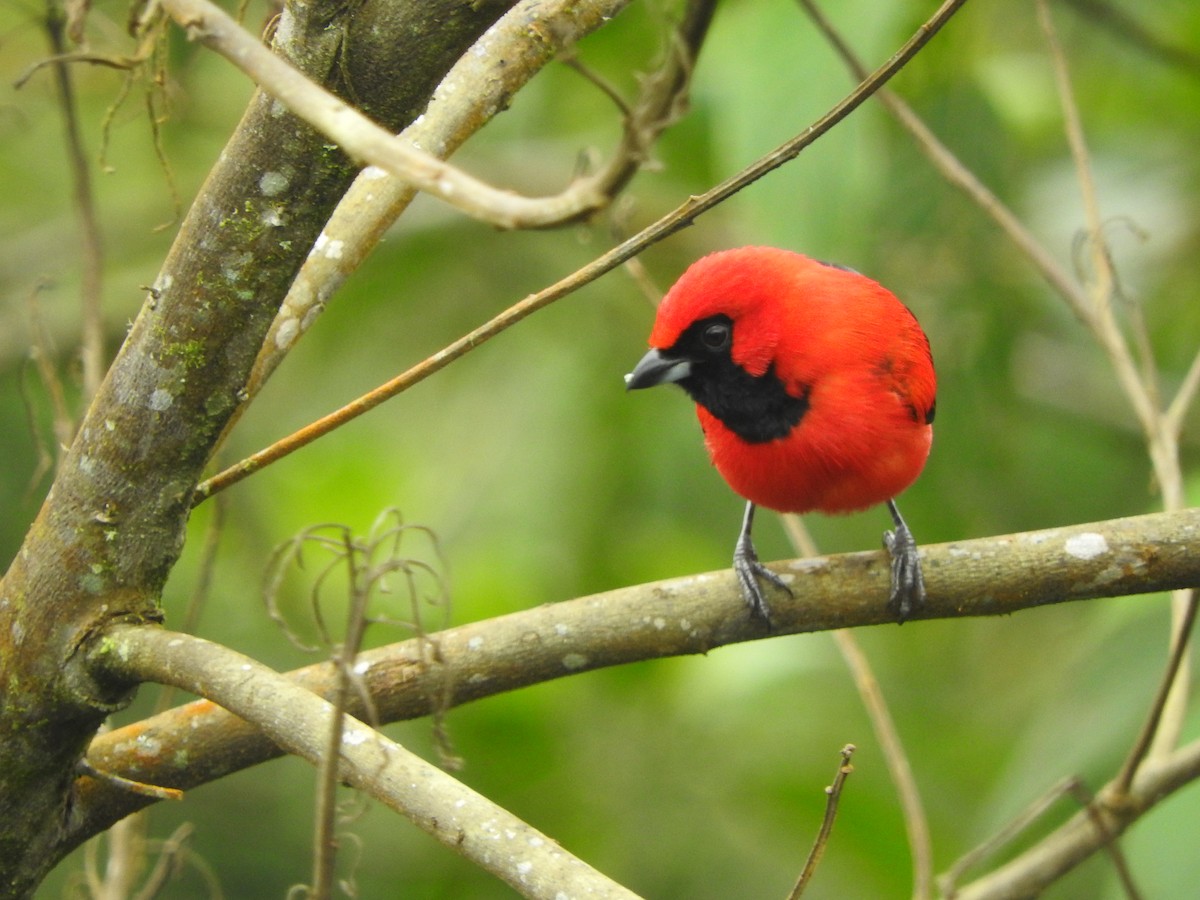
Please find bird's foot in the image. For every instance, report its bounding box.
[883,502,925,622]
[734,533,793,628]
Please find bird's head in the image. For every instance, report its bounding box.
[624,246,800,392]
[624,247,815,444]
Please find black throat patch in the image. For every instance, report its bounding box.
[669,316,809,444]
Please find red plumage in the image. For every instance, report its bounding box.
[627,246,936,624]
[648,246,935,515]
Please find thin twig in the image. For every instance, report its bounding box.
[782,514,933,899]
[574,0,717,208]
[1065,781,1144,900]
[310,527,375,900]
[835,630,933,899]
[939,776,1078,895]
[1036,0,1163,440]
[795,0,1095,328]
[1164,345,1200,437]
[561,53,633,116]
[787,744,856,899]
[1037,0,1193,778]
[938,776,1144,899]
[24,282,75,468]
[1034,0,1180,506]
[130,824,204,900]
[308,533,354,899]
[1113,590,1199,794]
[1061,0,1200,79]
[193,0,971,503]
[13,50,146,87]
[43,0,106,404]
[77,758,183,803]
[223,0,712,443]
[261,513,450,895]
[1040,0,1115,314]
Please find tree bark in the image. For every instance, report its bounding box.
[0,1,516,893]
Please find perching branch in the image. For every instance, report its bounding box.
[86,628,640,900]
[69,508,1200,852]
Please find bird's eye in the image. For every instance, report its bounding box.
[701,321,731,353]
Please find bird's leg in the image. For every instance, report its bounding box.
[733,501,793,627]
[883,499,925,622]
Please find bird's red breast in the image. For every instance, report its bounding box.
[647,247,935,514]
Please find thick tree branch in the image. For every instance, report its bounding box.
[86,629,639,900]
[69,508,1200,852]
[0,1,521,892]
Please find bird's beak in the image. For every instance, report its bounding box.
[624,348,692,391]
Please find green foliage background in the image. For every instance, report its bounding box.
[2,0,1199,896]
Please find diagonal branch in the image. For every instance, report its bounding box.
[87,628,640,900]
[235,0,716,415]
[950,738,1200,900]
[796,0,1095,328]
[787,744,856,899]
[194,0,972,502]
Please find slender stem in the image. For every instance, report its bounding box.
[44,1,105,404]
[1164,345,1200,436]
[782,514,933,899]
[194,0,971,502]
[1037,0,1192,775]
[836,629,933,899]
[1114,590,1199,794]
[787,744,856,899]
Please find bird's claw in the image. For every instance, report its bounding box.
[734,535,793,629]
[883,519,925,622]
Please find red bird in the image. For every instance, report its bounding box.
[626,246,936,625]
